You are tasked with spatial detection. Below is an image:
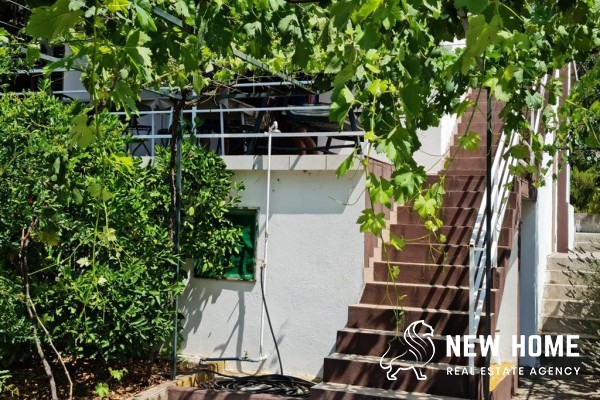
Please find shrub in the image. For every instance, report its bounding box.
[0,91,241,363]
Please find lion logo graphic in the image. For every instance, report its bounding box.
[379,320,435,381]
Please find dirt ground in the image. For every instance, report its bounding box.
[1,358,197,400]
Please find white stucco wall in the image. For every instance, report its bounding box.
[519,200,539,367]
[179,159,365,378]
[413,113,458,174]
[496,232,519,364]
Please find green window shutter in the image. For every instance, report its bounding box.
[195,207,258,281]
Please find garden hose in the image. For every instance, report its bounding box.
[197,368,314,398]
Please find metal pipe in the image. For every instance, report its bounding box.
[484,88,492,400]
[259,125,275,359]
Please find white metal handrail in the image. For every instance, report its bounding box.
[467,125,519,371]
[467,69,569,370]
[108,104,363,157]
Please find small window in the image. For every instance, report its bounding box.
[195,207,258,281]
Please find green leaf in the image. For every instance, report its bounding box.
[88,183,113,202]
[336,150,356,177]
[458,131,481,151]
[25,0,83,39]
[454,0,489,14]
[413,195,436,219]
[356,209,387,235]
[40,228,60,246]
[95,383,109,398]
[330,0,356,29]
[69,113,96,149]
[356,0,382,19]
[525,91,543,109]
[106,0,129,13]
[329,86,354,124]
[508,144,529,160]
[389,232,405,251]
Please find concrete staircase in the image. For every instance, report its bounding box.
[311,97,519,400]
[540,233,600,373]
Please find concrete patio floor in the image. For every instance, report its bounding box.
[515,375,600,399]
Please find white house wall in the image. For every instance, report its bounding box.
[413,113,457,174]
[179,161,365,378]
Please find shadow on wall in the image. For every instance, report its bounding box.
[236,170,363,215]
[180,267,254,357]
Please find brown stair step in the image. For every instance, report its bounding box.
[322,353,481,398]
[360,282,498,312]
[393,206,518,231]
[389,225,513,246]
[404,191,484,209]
[372,262,505,288]
[395,206,478,226]
[453,132,502,146]
[427,174,486,192]
[447,145,498,158]
[310,382,469,400]
[346,304,496,335]
[383,243,511,265]
[335,328,484,366]
[446,157,488,171]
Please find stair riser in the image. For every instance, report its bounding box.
[360,283,497,312]
[574,233,600,242]
[547,257,598,271]
[448,145,498,158]
[347,306,496,335]
[390,225,512,246]
[453,132,503,145]
[395,206,478,226]
[372,262,505,288]
[546,270,593,286]
[384,244,511,266]
[322,358,481,398]
[572,242,600,252]
[543,284,587,301]
[427,174,487,192]
[335,330,484,366]
[446,157,488,171]
[541,316,599,335]
[542,299,591,317]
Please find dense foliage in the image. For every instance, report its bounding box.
[15,0,600,244]
[0,91,241,365]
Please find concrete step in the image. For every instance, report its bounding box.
[360,282,498,312]
[390,224,513,247]
[538,334,600,374]
[547,253,600,271]
[572,242,600,253]
[540,315,600,335]
[346,304,496,335]
[334,328,483,366]
[542,298,592,317]
[383,243,511,266]
[543,284,588,301]
[310,382,468,400]
[546,270,594,285]
[371,262,504,289]
[322,353,481,398]
[575,232,600,243]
